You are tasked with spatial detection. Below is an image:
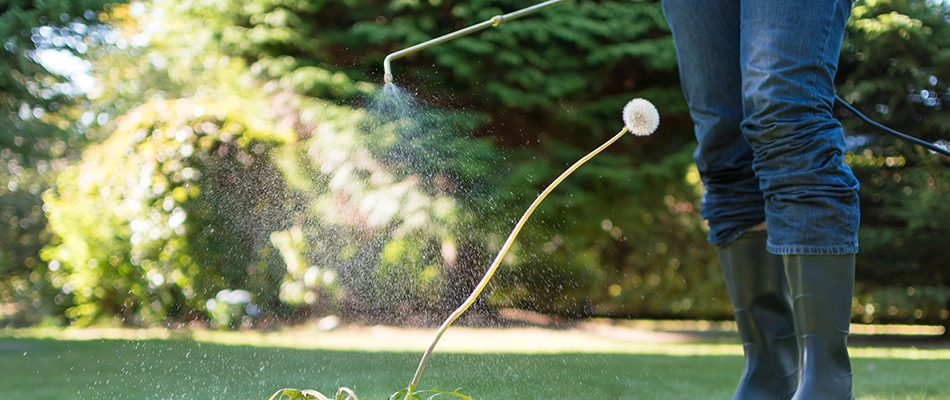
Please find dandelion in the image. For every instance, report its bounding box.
[623,98,660,136]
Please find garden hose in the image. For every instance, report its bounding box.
[834,94,950,158]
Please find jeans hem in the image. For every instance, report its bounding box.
[710,221,767,248]
[766,243,858,255]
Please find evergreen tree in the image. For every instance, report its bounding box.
[838,0,950,328]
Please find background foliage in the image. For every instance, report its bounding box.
[1,0,123,325]
[43,97,292,326]
[1,0,947,330]
[837,0,950,328]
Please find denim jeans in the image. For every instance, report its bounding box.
[662,0,860,255]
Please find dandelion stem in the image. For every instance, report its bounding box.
[408,126,631,389]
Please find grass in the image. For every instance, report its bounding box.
[2,326,949,399]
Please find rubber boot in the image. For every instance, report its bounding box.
[784,254,855,400]
[718,230,799,400]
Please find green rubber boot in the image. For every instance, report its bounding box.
[784,254,855,400]
[718,230,799,400]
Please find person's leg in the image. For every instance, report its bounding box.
[739,1,859,398]
[663,2,798,399]
[739,0,860,255]
[662,0,764,248]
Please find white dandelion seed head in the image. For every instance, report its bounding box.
[622,98,659,136]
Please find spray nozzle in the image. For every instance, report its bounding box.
[382,0,566,84]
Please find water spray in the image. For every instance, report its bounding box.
[269,99,658,400]
[382,0,566,84]
[405,98,659,393]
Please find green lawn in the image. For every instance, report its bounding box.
[1,328,948,399]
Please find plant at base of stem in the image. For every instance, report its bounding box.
[389,388,472,400]
[268,387,470,400]
[269,387,359,400]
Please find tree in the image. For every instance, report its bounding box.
[0,0,123,325]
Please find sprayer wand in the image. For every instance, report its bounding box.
[383,0,566,83]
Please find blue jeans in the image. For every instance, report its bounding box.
[662,0,860,255]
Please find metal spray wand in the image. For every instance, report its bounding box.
[382,0,566,83]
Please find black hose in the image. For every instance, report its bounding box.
[834,94,950,158]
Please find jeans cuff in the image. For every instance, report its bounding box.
[766,243,858,255]
[711,221,768,248]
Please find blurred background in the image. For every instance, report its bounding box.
[1,0,947,334]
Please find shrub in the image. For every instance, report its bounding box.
[42,97,293,326]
